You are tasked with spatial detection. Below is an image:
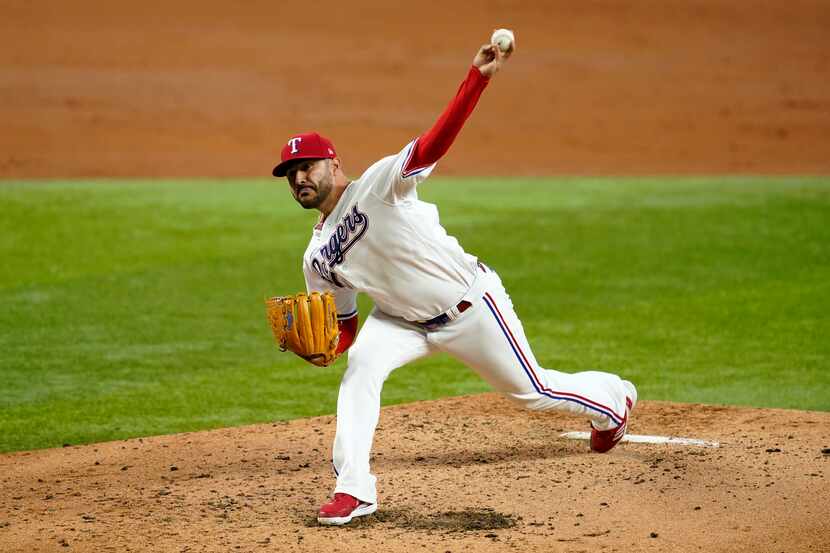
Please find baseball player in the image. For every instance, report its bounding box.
[272,39,636,526]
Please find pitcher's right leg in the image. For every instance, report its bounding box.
[432,267,636,442]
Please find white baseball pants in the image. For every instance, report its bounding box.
[331,264,634,505]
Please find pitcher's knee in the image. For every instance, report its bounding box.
[504,391,550,411]
[341,352,390,395]
[340,368,384,400]
[347,343,387,375]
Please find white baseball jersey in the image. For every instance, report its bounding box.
[302,140,479,322]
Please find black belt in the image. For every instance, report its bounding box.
[414,261,487,330]
[416,300,472,330]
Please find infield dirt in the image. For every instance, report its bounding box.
[1,395,829,552]
[1,1,829,551]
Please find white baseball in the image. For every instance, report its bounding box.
[490,28,515,53]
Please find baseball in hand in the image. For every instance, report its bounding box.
[491,28,515,53]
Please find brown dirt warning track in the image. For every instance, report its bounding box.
[1,1,829,551]
[1,0,829,178]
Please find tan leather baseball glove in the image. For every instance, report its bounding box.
[265,292,340,367]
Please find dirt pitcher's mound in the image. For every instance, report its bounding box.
[1,394,828,552]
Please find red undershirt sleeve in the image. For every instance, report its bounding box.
[336,314,359,354]
[402,66,490,176]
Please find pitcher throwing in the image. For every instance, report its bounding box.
[270,37,636,526]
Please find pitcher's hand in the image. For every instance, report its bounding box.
[473,43,512,78]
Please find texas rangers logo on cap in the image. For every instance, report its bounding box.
[288,137,303,154]
[272,132,338,177]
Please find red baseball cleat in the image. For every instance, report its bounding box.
[590,381,637,453]
[317,493,377,525]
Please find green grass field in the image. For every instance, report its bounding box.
[1,177,828,453]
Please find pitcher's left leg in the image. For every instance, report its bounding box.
[330,308,432,506]
[433,271,635,436]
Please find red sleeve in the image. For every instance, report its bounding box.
[336,314,359,354]
[403,66,490,176]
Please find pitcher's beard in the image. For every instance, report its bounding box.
[296,179,332,209]
[300,199,320,209]
[297,190,321,209]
